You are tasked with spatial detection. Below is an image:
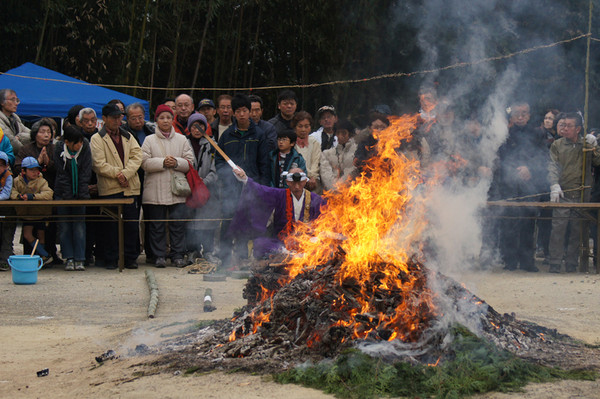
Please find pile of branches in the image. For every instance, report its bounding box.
[151,254,600,375]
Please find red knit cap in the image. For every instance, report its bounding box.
[155,104,174,119]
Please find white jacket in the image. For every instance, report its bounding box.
[141,129,195,205]
[320,139,357,191]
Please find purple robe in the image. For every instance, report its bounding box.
[229,178,325,257]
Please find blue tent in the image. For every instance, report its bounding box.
[0,62,150,120]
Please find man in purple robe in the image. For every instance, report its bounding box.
[231,167,325,257]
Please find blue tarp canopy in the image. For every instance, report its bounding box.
[0,62,150,120]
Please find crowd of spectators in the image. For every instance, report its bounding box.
[0,86,596,274]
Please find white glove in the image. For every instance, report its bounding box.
[550,184,563,203]
[232,167,248,183]
[586,134,597,147]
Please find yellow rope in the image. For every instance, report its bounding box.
[0,33,590,92]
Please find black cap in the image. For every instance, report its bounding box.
[67,105,85,124]
[102,103,124,117]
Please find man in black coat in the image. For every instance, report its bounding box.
[489,101,548,272]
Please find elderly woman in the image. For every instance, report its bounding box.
[15,118,57,186]
[141,105,194,268]
[15,117,61,264]
[0,89,30,154]
[292,111,321,192]
[185,113,220,262]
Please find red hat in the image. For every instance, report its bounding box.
[155,104,174,119]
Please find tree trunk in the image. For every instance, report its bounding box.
[248,5,262,88]
[124,0,137,90]
[167,3,183,96]
[133,0,151,97]
[190,0,215,95]
[149,0,160,110]
[35,0,51,64]
[230,4,245,88]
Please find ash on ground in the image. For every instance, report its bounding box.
[147,254,600,374]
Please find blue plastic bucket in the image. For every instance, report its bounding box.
[8,255,44,285]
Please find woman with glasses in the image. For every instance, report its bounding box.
[0,89,30,154]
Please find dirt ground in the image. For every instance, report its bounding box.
[2,257,600,398]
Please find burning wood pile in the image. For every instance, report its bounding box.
[233,252,435,357]
[152,114,600,378]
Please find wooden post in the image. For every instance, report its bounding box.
[580,0,593,272]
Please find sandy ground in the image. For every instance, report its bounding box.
[1,257,600,398]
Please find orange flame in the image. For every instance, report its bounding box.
[231,114,436,344]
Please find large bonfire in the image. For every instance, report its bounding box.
[150,115,600,398]
[228,114,437,352]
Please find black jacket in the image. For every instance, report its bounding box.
[215,120,270,216]
[122,121,155,146]
[489,123,548,201]
[267,113,292,135]
[53,138,92,200]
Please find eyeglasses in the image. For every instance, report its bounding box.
[557,123,577,129]
[128,116,144,121]
[6,97,20,104]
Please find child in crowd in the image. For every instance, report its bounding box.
[269,129,307,188]
[11,156,54,263]
[54,126,92,271]
[0,151,15,271]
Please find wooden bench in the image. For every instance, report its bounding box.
[0,198,134,271]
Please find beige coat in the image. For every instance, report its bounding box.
[141,128,194,205]
[10,174,54,218]
[91,127,143,196]
[320,139,357,191]
[0,112,30,154]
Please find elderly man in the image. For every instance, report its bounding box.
[310,105,338,151]
[547,113,600,273]
[173,94,195,136]
[211,94,233,141]
[122,102,155,146]
[230,167,325,258]
[91,103,143,270]
[197,98,217,125]
[0,88,30,154]
[77,107,98,141]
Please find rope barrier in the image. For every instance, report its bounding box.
[501,186,590,202]
[0,34,591,93]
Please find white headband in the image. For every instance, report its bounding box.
[282,171,308,182]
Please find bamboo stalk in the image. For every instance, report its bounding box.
[31,239,39,256]
[202,133,239,170]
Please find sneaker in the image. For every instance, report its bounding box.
[155,257,166,268]
[74,261,85,271]
[0,263,9,272]
[64,259,75,271]
[174,258,185,268]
